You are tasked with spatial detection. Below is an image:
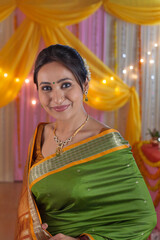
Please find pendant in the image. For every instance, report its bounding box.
[56,146,63,157]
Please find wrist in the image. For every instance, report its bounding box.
[77,235,89,240]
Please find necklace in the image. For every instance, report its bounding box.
[53,115,89,156]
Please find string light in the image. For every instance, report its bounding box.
[147,51,151,55]
[129,65,134,70]
[102,79,107,84]
[131,74,138,80]
[140,58,144,63]
[32,100,37,105]
[122,54,126,58]
[25,78,30,83]
[154,43,158,47]
[151,75,155,80]
[149,59,154,64]
[4,73,8,77]
[122,69,127,74]
[110,77,114,81]
[15,78,20,82]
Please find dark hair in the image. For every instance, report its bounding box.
[33,44,88,91]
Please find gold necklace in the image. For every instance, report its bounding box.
[53,115,89,156]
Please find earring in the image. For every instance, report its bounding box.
[84,91,88,102]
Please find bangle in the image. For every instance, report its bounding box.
[77,235,90,240]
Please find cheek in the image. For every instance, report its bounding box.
[68,88,83,102]
[38,92,50,105]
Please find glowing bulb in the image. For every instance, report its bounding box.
[25,78,30,83]
[151,75,155,80]
[15,78,20,82]
[32,100,37,105]
[131,74,138,80]
[154,43,158,47]
[4,73,8,77]
[140,59,144,63]
[110,77,114,81]
[122,69,127,74]
[122,54,126,58]
[102,79,107,84]
[147,51,151,55]
[129,65,134,70]
[150,59,154,64]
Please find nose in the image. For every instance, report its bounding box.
[51,89,64,105]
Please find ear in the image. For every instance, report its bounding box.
[83,77,89,92]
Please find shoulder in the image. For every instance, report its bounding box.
[36,122,54,142]
[87,117,111,135]
[36,122,52,132]
[87,117,129,145]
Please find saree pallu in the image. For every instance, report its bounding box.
[15,123,157,240]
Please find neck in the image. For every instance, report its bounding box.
[54,111,88,140]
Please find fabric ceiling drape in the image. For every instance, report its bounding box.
[18,0,102,27]
[103,0,160,25]
[2,0,158,144]
[0,0,16,22]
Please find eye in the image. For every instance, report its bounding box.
[41,86,52,91]
[61,82,71,89]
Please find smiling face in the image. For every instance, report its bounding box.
[37,61,88,120]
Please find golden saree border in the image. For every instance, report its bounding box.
[15,137,35,240]
[30,144,129,190]
[29,126,129,189]
[31,128,119,167]
[28,187,52,239]
[26,124,52,239]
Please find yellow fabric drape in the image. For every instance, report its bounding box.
[18,0,102,27]
[2,0,160,25]
[0,0,16,22]
[0,0,143,145]
[0,18,41,106]
[103,0,160,25]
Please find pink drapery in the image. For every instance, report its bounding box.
[14,8,106,180]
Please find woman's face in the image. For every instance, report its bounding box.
[37,61,88,120]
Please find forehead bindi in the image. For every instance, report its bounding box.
[39,78,73,86]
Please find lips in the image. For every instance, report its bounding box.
[52,104,70,112]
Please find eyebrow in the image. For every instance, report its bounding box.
[39,78,72,86]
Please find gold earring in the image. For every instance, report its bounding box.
[84,91,88,102]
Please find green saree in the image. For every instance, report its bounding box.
[29,123,157,240]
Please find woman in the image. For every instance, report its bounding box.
[16,44,157,240]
